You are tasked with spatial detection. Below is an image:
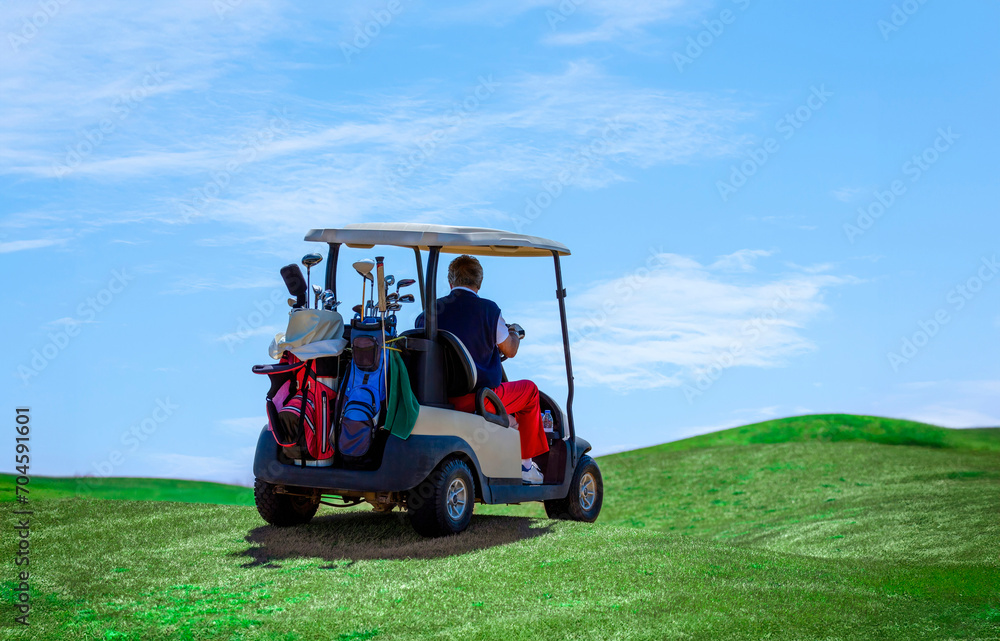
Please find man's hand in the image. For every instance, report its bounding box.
[499,325,520,359]
[507,323,525,339]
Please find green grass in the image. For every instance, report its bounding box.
[643,413,1000,452]
[487,415,1000,565]
[0,474,253,506]
[2,414,999,640]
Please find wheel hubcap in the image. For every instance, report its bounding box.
[579,472,596,511]
[446,478,467,521]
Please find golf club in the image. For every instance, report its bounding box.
[398,293,415,303]
[375,256,387,314]
[301,253,323,302]
[353,259,376,318]
[395,278,415,294]
[280,264,307,308]
[312,285,322,309]
[321,290,339,310]
[384,274,395,288]
[386,292,399,304]
[374,256,388,392]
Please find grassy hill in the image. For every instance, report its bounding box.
[643,413,1000,452]
[3,414,999,639]
[486,414,1000,564]
[0,474,253,505]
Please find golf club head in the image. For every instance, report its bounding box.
[398,294,415,303]
[301,253,324,269]
[387,302,402,312]
[386,292,399,303]
[353,259,375,279]
[321,290,339,310]
[384,274,395,287]
[287,297,296,307]
[396,278,416,292]
[279,264,307,307]
[352,304,362,316]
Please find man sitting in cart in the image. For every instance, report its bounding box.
[415,254,548,484]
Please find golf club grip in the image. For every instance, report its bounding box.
[280,264,307,307]
[376,256,386,312]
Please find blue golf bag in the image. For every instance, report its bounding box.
[336,320,387,465]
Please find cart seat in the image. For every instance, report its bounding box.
[399,329,477,398]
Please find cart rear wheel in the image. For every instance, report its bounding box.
[254,479,319,527]
[544,455,602,522]
[408,458,475,537]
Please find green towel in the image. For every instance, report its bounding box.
[386,350,420,439]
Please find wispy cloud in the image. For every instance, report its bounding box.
[890,380,1000,428]
[832,186,867,203]
[151,450,255,486]
[441,0,707,47]
[513,250,853,391]
[5,54,752,236]
[189,63,751,231]
[161,276,277,295]
[902,406,1000,429]
[0,238,66,253]
[709,249,773,272]
[216,417,267,436]
[543,0,702,46]
[216,325,280,344]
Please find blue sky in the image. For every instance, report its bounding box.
[2,1,997,485]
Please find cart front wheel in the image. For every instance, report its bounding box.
[544,455,603,522]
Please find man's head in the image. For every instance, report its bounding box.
[448,254,483,292]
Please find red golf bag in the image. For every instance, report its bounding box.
[253,352,339,461]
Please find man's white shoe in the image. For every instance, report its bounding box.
[522,461,544,485]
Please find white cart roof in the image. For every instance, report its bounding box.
[305,223,570,257]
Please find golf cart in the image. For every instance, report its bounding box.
[252,223,602,536]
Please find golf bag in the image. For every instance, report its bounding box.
[253,352,339,461]
[336,323,387,464]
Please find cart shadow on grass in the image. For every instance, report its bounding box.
[235,512,553,567]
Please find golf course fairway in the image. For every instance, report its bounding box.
[2,414,998,639]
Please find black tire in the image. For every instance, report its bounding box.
[544,455,603,522]
[254,479,319,527]
[408,458,475,537]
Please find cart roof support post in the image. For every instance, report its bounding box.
[324,242,341,297]
[424,247,440,342]
[552,251,576,454]
[414,246,447,406]
[412,247,425,306]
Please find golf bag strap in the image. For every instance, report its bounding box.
[295,360,312,453]
[397,336,432,352]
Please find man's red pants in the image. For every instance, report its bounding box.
[450,379,549,460]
